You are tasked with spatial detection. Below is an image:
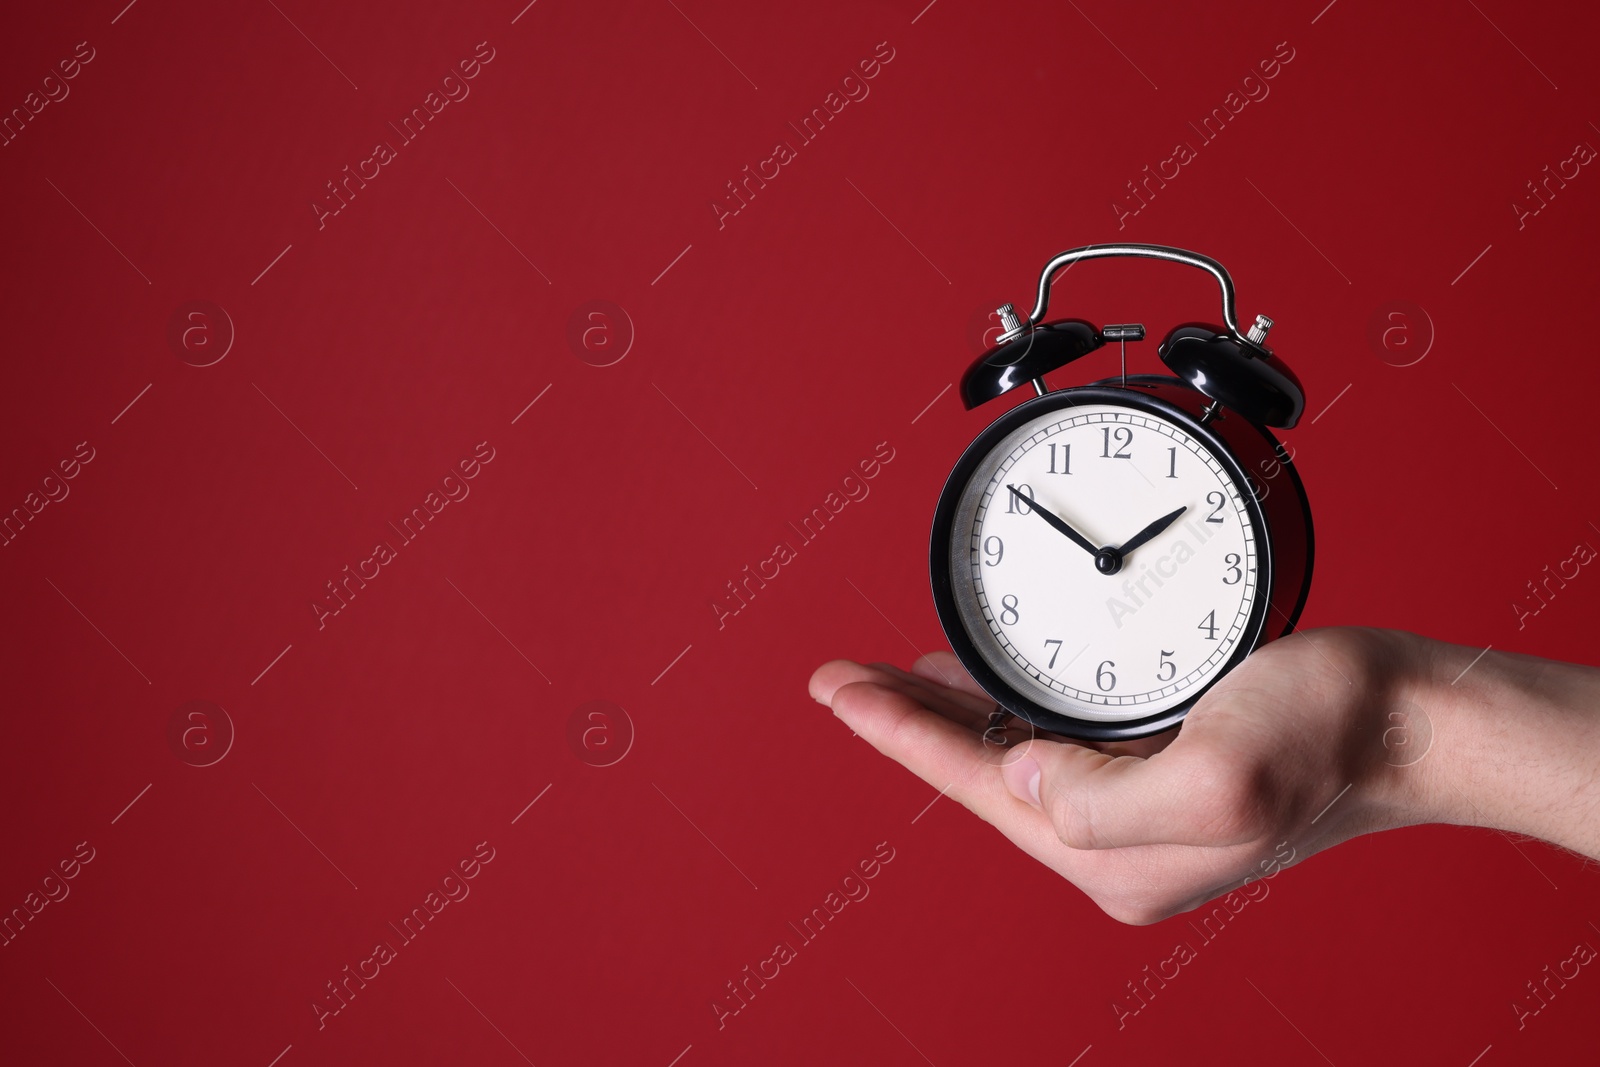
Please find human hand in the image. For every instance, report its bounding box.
[809,628,1442,924]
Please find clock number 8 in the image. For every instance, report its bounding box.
[999,595,1019,625]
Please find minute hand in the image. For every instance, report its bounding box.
[1006,485,1098,558]
[1116,505,1188,556]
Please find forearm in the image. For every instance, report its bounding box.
[1407,637,1600,858]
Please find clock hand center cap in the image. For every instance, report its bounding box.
[1094,546,1123,576]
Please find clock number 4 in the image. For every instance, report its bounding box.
[1198,609,1218,640]
[1006,483,1034,515]
[1100,426,1132,459]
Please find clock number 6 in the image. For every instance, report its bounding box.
[1095,660,1117,691]
[999,595,1020,625]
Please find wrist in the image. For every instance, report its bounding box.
[1405,637,1600,858]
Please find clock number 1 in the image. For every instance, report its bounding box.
[1166,447,1178,479]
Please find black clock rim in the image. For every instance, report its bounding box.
[928,382,1276,743]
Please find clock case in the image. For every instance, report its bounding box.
[929,330,1315,742]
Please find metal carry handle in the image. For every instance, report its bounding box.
[1007,243,1267,347]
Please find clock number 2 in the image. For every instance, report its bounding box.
[1205,491,1226,523]
[1100,426,1132,459]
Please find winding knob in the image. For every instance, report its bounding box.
[1246,314,1273,346]
[996,303,1026,342]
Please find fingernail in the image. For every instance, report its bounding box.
[1005,755,1042,808]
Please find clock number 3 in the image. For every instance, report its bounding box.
[1223,553,1242,584]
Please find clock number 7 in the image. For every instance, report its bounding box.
[1043,639,1063,669]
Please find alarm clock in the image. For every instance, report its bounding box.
[929,244,1313,742]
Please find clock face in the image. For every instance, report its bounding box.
[943,399,1266,727]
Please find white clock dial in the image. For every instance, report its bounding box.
[950,403,1261,722]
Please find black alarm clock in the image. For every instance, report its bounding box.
[930,244,1313,742]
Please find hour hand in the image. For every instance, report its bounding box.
[1006,485,1098,558]
[1117,505,1187,556]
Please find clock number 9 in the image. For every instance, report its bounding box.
[983,536,1004,566]
[1005,483,1034,515]
[1095,660,1117,691]
[1223,553,1242,584]
[999,595,1019,625]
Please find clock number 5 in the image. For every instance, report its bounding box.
[1157,649,1176,681]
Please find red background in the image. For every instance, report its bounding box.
[3,0,1599,1063]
